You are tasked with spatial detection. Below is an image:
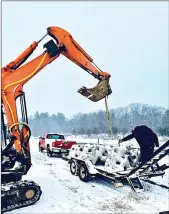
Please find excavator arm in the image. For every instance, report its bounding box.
[1,26,112,171]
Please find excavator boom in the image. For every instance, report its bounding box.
[3,26,112,103]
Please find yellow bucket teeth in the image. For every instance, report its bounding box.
[78,79,112,102]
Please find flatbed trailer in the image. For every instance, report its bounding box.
[68,140,169,192]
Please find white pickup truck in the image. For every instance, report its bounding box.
[39,133,77,157]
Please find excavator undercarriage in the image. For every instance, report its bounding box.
[2,180,42,213]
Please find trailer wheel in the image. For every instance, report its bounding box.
[70,159,79,176]
[79,163,91,182]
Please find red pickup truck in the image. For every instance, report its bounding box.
[39,133,77,157]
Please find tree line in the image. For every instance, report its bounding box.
[28,103,169,137]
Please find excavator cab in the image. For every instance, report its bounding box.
[78,79,112,102]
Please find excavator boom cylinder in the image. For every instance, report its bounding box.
[6,41,38,70]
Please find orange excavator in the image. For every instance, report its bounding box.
[1,26,112,212]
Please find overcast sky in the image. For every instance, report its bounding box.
[2,1,168,118]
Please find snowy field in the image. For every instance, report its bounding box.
[7,136,169,213]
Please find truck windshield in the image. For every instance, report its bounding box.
[47,134,65,140]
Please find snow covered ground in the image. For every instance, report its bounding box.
[7,136,169,213]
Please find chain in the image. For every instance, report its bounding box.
[104,97,112,136]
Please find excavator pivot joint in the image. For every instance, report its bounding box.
[43,40,60,57]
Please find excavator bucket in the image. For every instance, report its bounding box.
[77,79,112,102]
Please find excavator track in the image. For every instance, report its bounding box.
[1,180,42,213]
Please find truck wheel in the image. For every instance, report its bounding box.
[47,147,52,157]
[79,163,91,182]
[39,145,43,153]
[70,159,79,176]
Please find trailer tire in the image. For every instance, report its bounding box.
[70,159,79,176]
[79,163,91,182]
